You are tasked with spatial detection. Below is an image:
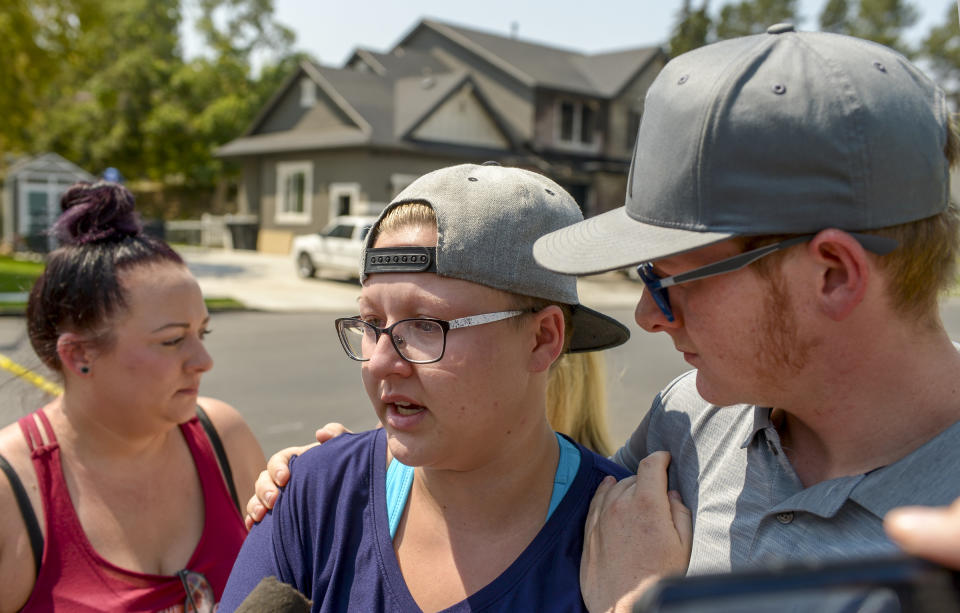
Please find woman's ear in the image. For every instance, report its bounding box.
[528,305,566,373]
[57,332,95,377]
[808,229,871,321]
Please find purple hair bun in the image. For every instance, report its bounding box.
[53,181,143,246]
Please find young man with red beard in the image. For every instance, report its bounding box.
[534,23,960,613]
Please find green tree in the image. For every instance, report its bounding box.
[11,0,299,188]
[819,0,853,33]
[196,0,293,61]
[715,0,799,39]
[669,0,714,57]
[817,0,919,55]
[143,51,308,186]
[32,0,182,181]
[0,0,107,155]
[921,1,960,109]
[136,0,296,186]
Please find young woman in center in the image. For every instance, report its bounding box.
[220,163,634,612]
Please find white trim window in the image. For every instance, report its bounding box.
[556,99,598,147]
[299,77,316,108]
[275,161,313,225]
[328,182,361,220]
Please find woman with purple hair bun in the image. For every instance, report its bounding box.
[0,182,266,612]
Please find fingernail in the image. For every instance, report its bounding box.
[264,491,274,504]
[277,469,288,481]
[668,490,682,502]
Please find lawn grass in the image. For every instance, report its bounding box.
[0,256,44,293]
[0,255,246,314]
[0,297,247,315]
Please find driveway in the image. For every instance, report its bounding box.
[181,246,646,313]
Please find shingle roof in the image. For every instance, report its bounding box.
[307,63,395,144]
[218,18,662,158]
[347,48,449,79]
[415,19,662,96]
[5,152,95,179]
[216,128,368,157]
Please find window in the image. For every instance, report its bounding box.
[328,183,361,221]
[560,102,576,142]
[556,99,598,146]
[300,77,316,108]
[327,224,353,239]
[276,161,313,224]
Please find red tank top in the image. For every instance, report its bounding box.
[17,409,247,612]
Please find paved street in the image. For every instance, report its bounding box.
[3,248,960,457]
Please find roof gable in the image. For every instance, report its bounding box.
[245,61,371,137]
[400,19,662,97]
[398,74,511,150]
[6,153,94,180]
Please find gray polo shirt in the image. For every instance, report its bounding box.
[613,369,960,575]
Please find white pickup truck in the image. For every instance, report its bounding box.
[291,215,379,280]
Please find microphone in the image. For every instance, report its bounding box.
[234,576,312,613]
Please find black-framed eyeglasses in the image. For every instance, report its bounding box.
[178,569,215,613]
[636,232,898,322]
[335,310,525,364]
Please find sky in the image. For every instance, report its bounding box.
[182,0,957,68]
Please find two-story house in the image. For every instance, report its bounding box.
[217,18,666,252]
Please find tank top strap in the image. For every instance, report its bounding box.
[18,409,57,453]
[178,417,243,524]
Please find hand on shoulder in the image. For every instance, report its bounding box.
[244,422,353,530]
[581,451,692,613]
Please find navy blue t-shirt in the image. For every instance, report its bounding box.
[220,429,630,612]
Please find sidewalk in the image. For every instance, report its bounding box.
[181,246,646,312]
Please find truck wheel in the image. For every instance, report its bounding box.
[297,253,316,278]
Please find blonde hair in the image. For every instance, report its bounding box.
[375,201,614,455]
[546,352,612,456]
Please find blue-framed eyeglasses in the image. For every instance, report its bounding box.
[335,310,526,364]
[636,233,898,322]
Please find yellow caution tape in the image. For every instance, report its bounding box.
[0,352,63,396]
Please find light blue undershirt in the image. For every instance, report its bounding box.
[386,432,581,538]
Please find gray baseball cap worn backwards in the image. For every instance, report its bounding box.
[533,24,951,275]
[360,163,630,352]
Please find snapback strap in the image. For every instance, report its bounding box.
[364,247,437,274]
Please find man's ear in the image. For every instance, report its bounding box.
[57,332,96,377]
[808,229,871,321]
[528,305,566,373]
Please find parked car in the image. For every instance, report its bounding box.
[291,215,379,280]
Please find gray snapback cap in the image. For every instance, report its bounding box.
[360,163,629,352]
[534,24,951,275]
